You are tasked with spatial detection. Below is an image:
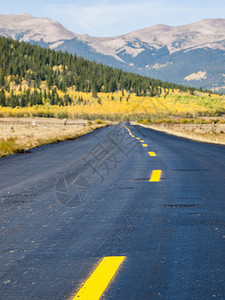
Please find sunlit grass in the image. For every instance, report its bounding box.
[0,137,22,156]
[1,90,225,120]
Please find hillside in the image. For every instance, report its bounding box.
[0,36,194,107]
[1,14,225,91]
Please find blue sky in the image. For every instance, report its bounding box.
[1,0,225,36]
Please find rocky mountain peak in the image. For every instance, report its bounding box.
[0,13,76,43]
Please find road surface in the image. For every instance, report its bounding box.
[0,123,225,299]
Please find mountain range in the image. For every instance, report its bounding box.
[1,13,225,91]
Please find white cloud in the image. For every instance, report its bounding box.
[45,0,225,36]
[46,0,169,36]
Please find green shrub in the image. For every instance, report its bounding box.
[0,137,20,156]
[95,119,106,124]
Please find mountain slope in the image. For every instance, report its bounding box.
[97,19,225,55]
[1,14,225,91]
[0,13,77,47]
[0,13,128,71]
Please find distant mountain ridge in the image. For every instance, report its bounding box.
[1,13,225,91]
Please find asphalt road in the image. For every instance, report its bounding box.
[0,123,225,299]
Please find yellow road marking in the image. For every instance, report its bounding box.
[140,140,144,142]
[149,152,156,156]
[149,170,161,182]
[136,138,140,140]
[73,256,125,300]
[142,144,148,147]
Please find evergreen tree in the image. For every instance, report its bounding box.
[0,89,6,107]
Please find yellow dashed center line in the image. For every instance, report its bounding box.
[148,152,156,156]
[73,256,125,300]
[149,170,161,182]
[125,125,162,183]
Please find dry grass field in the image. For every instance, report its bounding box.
[0,117,107,157]
[138,119,225,145]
